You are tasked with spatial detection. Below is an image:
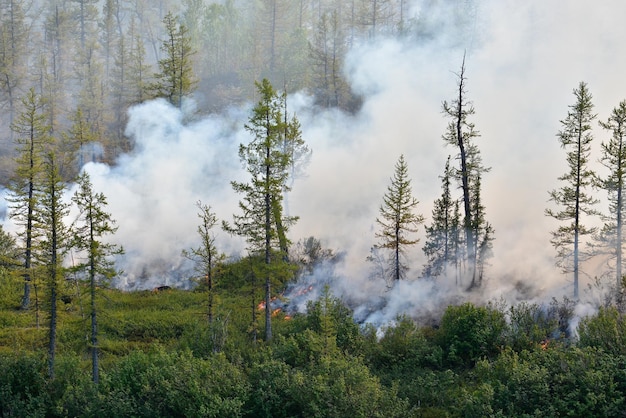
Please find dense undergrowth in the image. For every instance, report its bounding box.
[1,266,626,417]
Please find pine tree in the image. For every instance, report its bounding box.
[75,42,107,150]
[309,9,349,109]
[34,151,70,380]
[441,55,490,287]
[423,156,455,278]
[470,173,494,286]
[42,3,74,133]
[0,0,29,140]
[71,171,123,384]
[450,200,464,285]
[7,89,52,310]
[594,100,626,289]
[546,81,598,299]
[183,201,224,325]
[127,18,152,105]
[152,11,196,109]
[224,79,305,341]
[358,0,394,39]
[372,154,424,284]
[59,107,98,180]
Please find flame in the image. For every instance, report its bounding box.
[257,296,279,311]
[256,300,288,318]
[292,285,314,298]
[540,339,549,350]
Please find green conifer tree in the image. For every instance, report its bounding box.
[441,56,491,288]
[372,154,424,284]
[7,89,52,310]
[224,79,306,341]
[546,81,598,299]
[183,201,224,326]
[34,151,69,380]
[152,11,196,109]
[71,171,123,384]
[423,156,455,278]
[594,100,626,290]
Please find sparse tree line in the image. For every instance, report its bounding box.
[371,56,494,290]
[370,76,626,307]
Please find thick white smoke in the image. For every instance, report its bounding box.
[6,0,625,326]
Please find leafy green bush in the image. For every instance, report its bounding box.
[0,353,49,418]
[578,306,626,356]
[504,302,557,352]
[437,302,506,367]
[97,348,249,417]
[475,346,626,416]
[245,352,410,418]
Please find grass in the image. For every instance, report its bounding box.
[0,268,282,362]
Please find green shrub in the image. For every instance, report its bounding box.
[505,302,557,352]
[97,348,249,417]
[437,302,506,367]
[0,353,49,417]
[578,306,626,356]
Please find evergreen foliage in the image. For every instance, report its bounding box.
[224,79,307,341]
[152,12,197,109]
[594,100,626,290]
[546,81,599,299]
[34,151,70,380]
[7,89,52,311]
[441,56,492,289]
[71,171,123,384]
[1,2,626,416]
[423,156,459,279]
[182,201,225,327]
[371,154,424,284]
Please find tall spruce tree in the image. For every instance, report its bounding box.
[372,154,423,284]
[546,81,598,299]
[423,156,456,278]
[153,11,196,109]
[7,89,52,310]
[470,173,494,286]
[594,100,626,289]
[34,151,69,380]
[71,171,123,384]
[441,55,490,288]
[309,9,350,109]
[224,79,306,341]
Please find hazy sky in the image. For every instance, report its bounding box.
[51,0,626,321]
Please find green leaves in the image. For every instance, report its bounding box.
[437,302,506,368]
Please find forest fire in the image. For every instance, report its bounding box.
[256,298,284,317]
[255,282,318,318]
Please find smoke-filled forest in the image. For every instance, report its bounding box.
[2,0,626,416]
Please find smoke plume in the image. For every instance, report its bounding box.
[7,0,626,326]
